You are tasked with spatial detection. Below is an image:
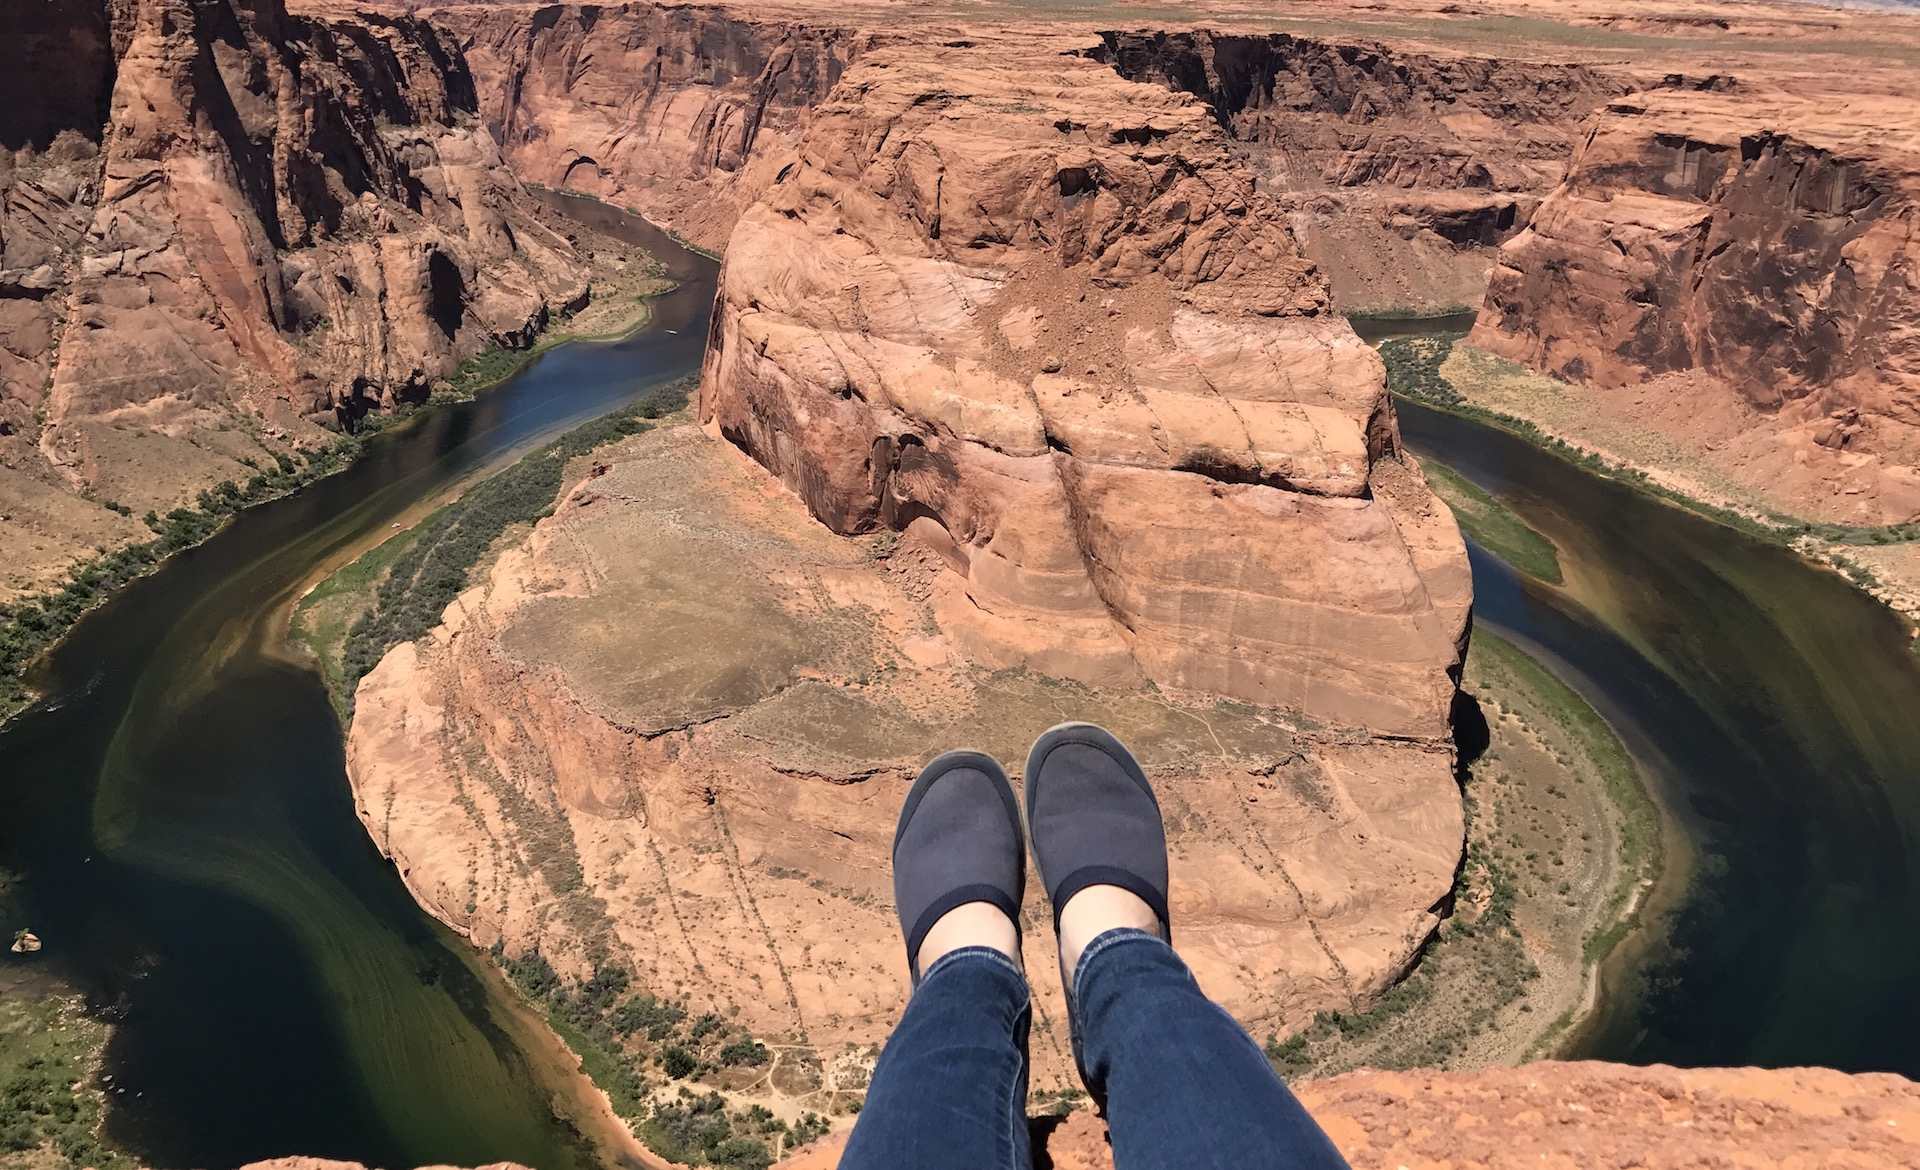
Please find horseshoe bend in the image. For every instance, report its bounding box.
[2,0,1919,1168]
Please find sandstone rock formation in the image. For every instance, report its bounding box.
[699,30,1472,735]
[783,1062,1920,1168]
[0,0,588,600]
[1089,30,1635,314]
[349,421,1465,1092]
[1471,87,1920,522]
[345,0,1478,1123]
[436,2,855,252]
[231,1061,1920,1170]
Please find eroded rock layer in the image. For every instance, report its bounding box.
[435,2,855,252]
[0,0,586,599]
[1089,30,1636,313]
[699,31,1472,736]
[1471,88,1920,521]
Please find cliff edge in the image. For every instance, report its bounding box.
[231,1062,1920,1169]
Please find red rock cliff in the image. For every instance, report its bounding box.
[697,30,1471,737]
[0,0,586,596]
[430,1,855,251]
[1087,29,1637,313]
[1470,87,1920,521]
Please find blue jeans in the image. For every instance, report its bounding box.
[839,929,1349,1170]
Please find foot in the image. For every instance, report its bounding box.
[1023,723,1172,979]
[892,750,1026,983]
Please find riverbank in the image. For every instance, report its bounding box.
[1267,627,1659,1076]
[1384,334,1920,633]
[1,867,128,1170]
[0,202,675,727]
[293,377,695,719]
[298,397,857,1170]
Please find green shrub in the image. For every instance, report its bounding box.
[663,1046,697,1079]
[719,1037,769,1067]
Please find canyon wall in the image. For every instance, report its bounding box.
[698,29,1472,734]
[1470,88,1920,521]
[432,2,856,252]
[0,0,587,600]
[1088,30,1636,313]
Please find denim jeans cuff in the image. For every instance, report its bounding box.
[1069,926,1167,1003]
[921,944,1027,985]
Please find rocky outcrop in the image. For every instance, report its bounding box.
[1088,30,1634,313]
[231,1061,1920,1170]
[783,1062,1920,1168]
[1,0,587,599]
[347,14,1471,1107]
[699,30,1470,736]
[1470,87,1920,522]
[432,2,855,252]
[349,420,1466,1091]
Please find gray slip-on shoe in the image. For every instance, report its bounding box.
[1023,722,1171,942]
[892,749,1025,984]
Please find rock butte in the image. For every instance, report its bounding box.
[350,420,1466,1088]
[231,1062,1920,1169]
[346,0,1491,1095]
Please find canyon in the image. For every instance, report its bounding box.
[4,0,1920,1167]
[340,0,1919,1148]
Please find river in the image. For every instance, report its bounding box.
[0,193,717,1170]
[1398,393,1920,1078]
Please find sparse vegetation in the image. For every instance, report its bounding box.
[1420,459,1563,584]
[1265,630,1659,1075]
[5,233,679,727]
[1382,335,1920,548]
[1,437,365,721]
[0,992,131,1170]
[314,378,693,714]
[492,940,817,1166]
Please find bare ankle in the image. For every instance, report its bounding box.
[1057,884,1162,975]
[915,901,1021,975]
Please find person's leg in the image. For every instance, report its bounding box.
[837,942,1032,1170]
[1024,724,1348,1170]
[1070,915,1348,1169]
[840,750,1034,1170]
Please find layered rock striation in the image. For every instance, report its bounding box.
[1,0,587,599]
[435,2,856,252]
[1470,87,1920,520]
[699,31,1472,735]
[1088,30,1636,313]
[348,21,1472,1106]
